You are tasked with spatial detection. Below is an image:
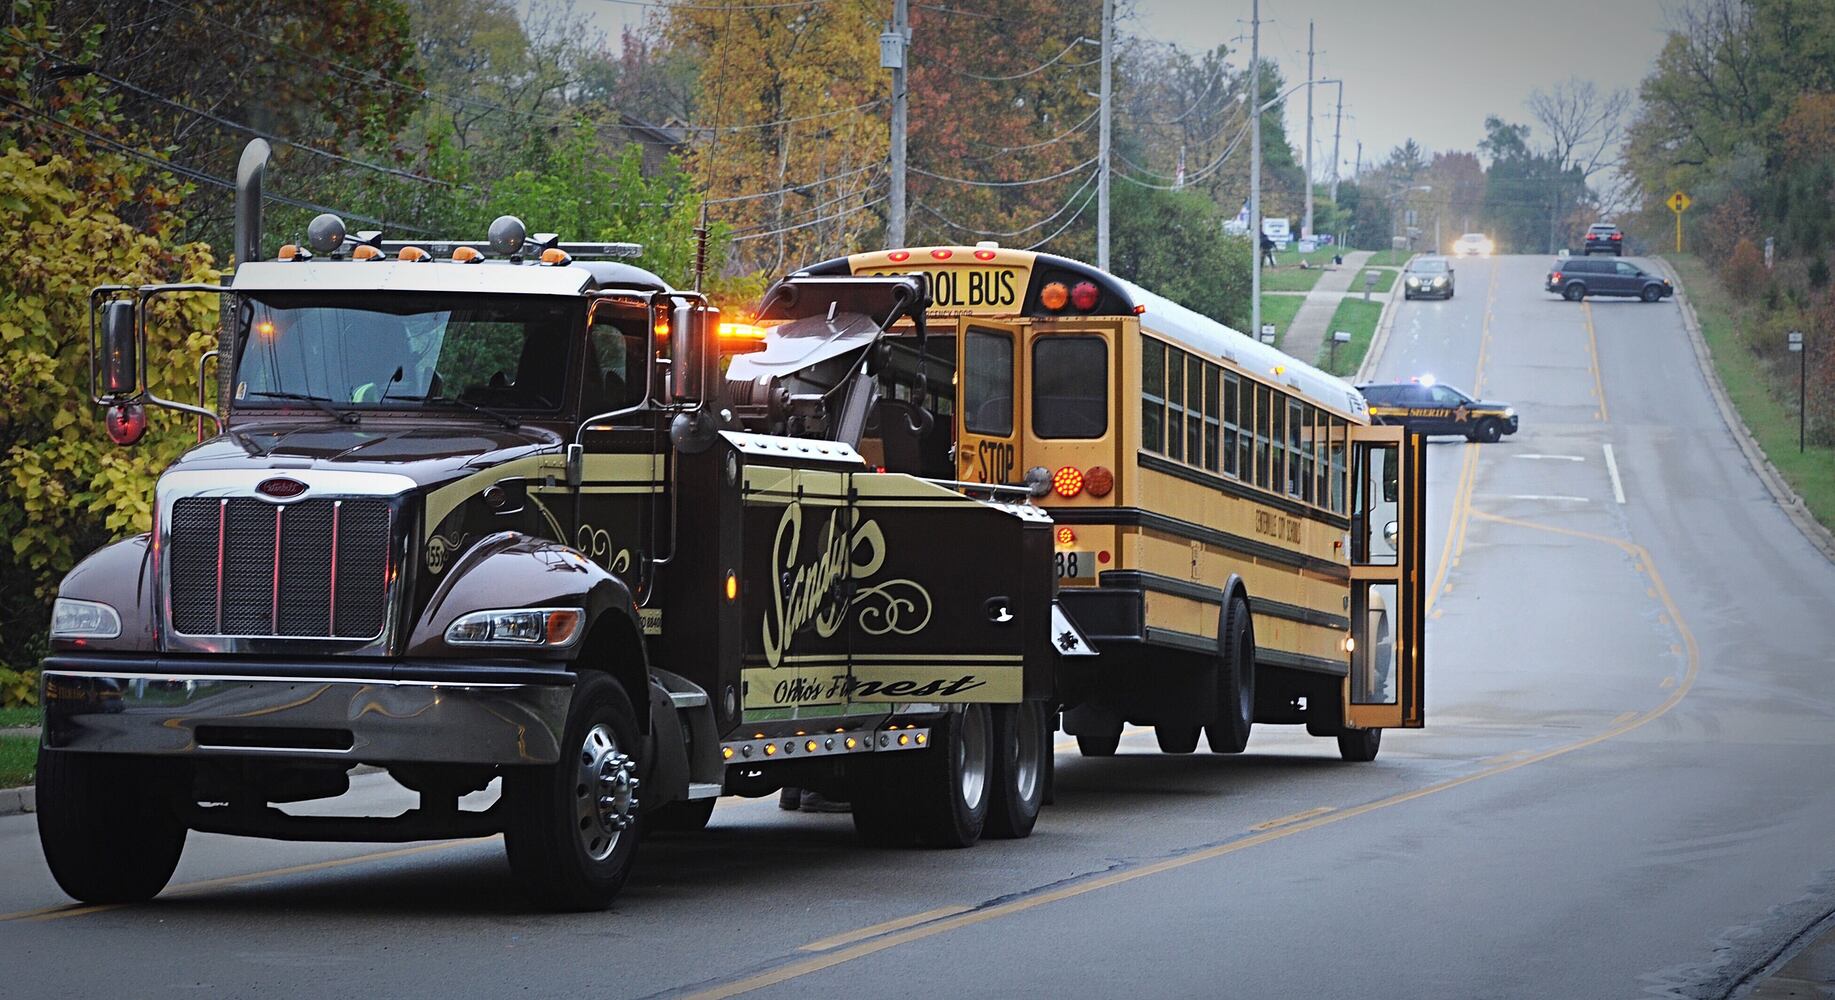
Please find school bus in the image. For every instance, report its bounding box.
[771,245,1427,761]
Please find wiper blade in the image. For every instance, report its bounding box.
[396,394,521,429]
[244,390,360,424]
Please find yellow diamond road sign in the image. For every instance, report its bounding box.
[1667,190,1692,213]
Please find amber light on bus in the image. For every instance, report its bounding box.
[1040,282,1070,311]
[1052,466,1084,497]
[1056,526,1077,545]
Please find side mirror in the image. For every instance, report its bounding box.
[1383,458,1399,504]
[100,300,140,398]
[669,299,705,402]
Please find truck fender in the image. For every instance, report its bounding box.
[51,534,157,653]
[407,531,651,729]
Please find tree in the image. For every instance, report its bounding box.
[1106,183,1251,329]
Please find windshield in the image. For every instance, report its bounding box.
[1410,260,1449,273]
[233,293,581,413]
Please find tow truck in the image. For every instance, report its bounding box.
[38,141,1058,910]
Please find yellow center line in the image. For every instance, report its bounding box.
[798,905,973,953]
[1582,301,1609,422]
[677,273,1704,1000]
[1423,261,1499,616]
[1249,806,1336,831]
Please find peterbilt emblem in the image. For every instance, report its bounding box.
[256,477,308,499]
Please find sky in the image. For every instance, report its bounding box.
[563,0,1680,174]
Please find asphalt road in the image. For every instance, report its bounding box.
[5,254,1834,999]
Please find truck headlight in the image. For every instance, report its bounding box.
[446,607,585,647]
[52,598,122,639]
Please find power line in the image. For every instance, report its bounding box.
[953,38,1097,82]
[724,176,889,236]
[915,166,1102,239]
[1024,185,1099,252]
[963,106,1100,158]
[704,162,883,206]
[912,156,1100,189]
[0,95,431,233]
[729,194,888,243]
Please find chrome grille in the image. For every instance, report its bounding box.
[169,497,391,639]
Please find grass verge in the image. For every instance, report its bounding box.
[1365,249,1415,267]
[1667,255,1835,531]
[1316,296,1385,375]
[1358,267,1398,294]
[0,707,41,728]
[1257,294,1305,349]
[1,733,35,789]
[1259,265,1325,293]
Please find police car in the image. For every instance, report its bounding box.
[1358,378,1519,442]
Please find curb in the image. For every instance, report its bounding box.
[1654,257,1835,565]
[1354,254,1411,383]
[0,784,34,817]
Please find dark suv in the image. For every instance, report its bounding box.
[1358,381,1519,443]
[1545,257,1673,302]
[1583,223,1625,255]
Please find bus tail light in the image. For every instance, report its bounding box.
[1039,281,1069,311]
[1051,466,1084,497]
[1083,466,1113,497]
[1070,281,1100,311]
[1056,526,1076,545]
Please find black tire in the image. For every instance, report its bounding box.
[1470,419,1503,444]
[1155,724,1201,754]
[1337,727,1382,762]
[503,673,645,911]
[1641,285,1662,302]
[905,705,992,848]
[1563,282,1586,302]
[985,702,1049,839]
[36,749,188,904]
[1205,595,1257,753]
[1074,725,1122,757]
[647,797,716,833]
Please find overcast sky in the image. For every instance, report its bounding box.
[565,0,1679,173]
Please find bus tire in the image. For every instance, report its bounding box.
[503,672,644,911]
[1205,595,1256,754]
[647,798,716,833]
[37,749,188,904]
[1338,728,1382,762]
[1155,724,1201,754]
[985,701,1049,839]
[908,704,992,848]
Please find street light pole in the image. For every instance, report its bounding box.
[1302,19,1314,240]
[1097,0,1113,271]
[1249,0,1261,342]
[886,0,909,248]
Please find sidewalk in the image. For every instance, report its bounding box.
[1748,919,1835,999]
[1278,249,1374,364]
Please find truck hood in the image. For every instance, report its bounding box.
[164,419,564,489]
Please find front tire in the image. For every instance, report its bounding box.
[503,673,644,911]
[37,749,188,904]
[1641,285,1662,303]
[1338,728,1382,762]
[1470,419,1503,444]
[985,701,1049,839]
[1205,595,1256,753]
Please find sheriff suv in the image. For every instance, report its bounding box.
[1545,257,1674,302]
[1583,223,1625,256]
[1358,380,1519,443]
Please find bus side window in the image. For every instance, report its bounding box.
[1255,384,1271,488]
[1329,417,1348,514]
[1223,372,1240,478]
[1165,347,1185,462]
[1202,364,1220,472]
[1141,339,1165,453]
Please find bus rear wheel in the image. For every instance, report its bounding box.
[1205,595,1256,753]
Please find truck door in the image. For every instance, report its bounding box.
[1345,425,1425,729]
[957,319,1024,486]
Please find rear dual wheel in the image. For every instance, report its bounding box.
[853,704,993,848]
[985,701,1050,839]
[1205,595,1256,754]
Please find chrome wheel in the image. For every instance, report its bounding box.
[576,723,637,862]
[958,705,990,812]
[1008,704,1041,805]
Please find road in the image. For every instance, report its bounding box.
[5,254,1834,999]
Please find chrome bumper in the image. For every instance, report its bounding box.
[41,668,572,765]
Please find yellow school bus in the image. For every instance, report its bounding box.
[781,245,1426,761]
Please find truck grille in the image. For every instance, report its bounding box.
[168,497,392,639]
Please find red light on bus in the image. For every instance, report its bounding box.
[1051,466,1084,498]
[930,248,953,260]
[1070,281,1100,311]
[1098,550,1111,564]
[1083,466,1113,497]
[1039,281,1069,311]
[888,250,911,262]
[974,249,997,261]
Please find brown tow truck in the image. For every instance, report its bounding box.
[38,141,1059,910]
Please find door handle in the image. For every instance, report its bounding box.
[985,597,1015,624]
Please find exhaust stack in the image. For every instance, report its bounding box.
[234,139,271,269]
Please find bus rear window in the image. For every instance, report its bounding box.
[1033,336,1108,438]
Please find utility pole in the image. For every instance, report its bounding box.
[1329,79,1343,205]
[885,0,909,248]
[1302,19,1314,239]
[1097,0,1113,270]
[1249,0,1261,342]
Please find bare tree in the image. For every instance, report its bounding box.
[1528,77,1632,181]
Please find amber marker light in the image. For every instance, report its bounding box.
[398,246,430,262]
[805,740,818,753]
[1051,465,1085,498]
[452,246,484,263]
[763,743,777,756]
[845,737,859,749]
[722,747,735,760]
[256,320,277,339]
[654,319,670,340]
[897,733,910,746]
[277,244,301,261]
[1083,465,1114,497]
[725,572,738,601]
[544,609,582,645]
[539,247,571,265]
[915,733,927,746]
[1039,281,1070,311]
[352,245,384,260]
[1056,526,1077,545]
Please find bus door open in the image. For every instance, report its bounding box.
[957,319,1025,486]
[1345,425,1426,729]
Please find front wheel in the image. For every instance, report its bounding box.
[37,749,188,903]
[1470,419,1503,444]
[1338,728,1382,762]
[503,673,644,911]
[1641,285,1663,302]
[985,701,1050,839]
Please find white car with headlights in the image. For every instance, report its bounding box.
[1453,233,1493,257]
